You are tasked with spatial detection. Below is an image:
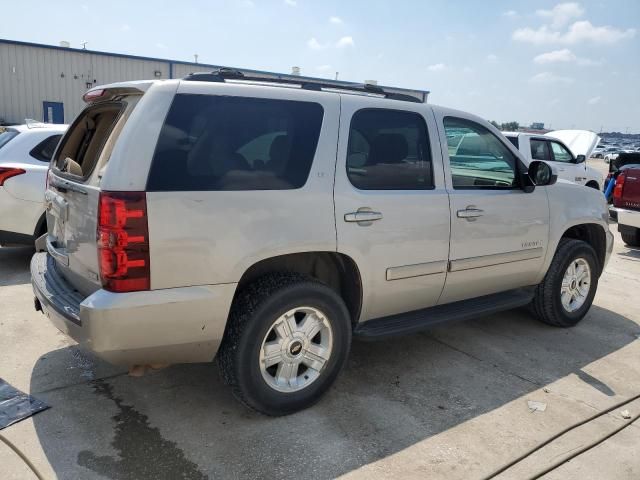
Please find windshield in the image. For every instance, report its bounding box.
[0,129,19,150]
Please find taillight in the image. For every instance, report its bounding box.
[98,191,150,292]
[0,167,26,186]
[613,172,626,206]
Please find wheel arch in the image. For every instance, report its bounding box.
[234,251,363,327]
[561,223,607,275]
[585,180,600,190]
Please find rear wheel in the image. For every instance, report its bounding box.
[531,239,599,327]
[621,228,640,247]
[218,274,351,416]
[586,181,599,190]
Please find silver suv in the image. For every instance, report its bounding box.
[32,70,613,415]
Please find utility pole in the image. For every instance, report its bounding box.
[194,54,199,64]
[80,41,88,50]
[335,72,339,80]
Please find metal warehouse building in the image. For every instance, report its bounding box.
[1,38,429,125]
[0,39,219,124]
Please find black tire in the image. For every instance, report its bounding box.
[586,181,599,190]
[531,239,599,327]
[621,228,640,247]
[218,273,352,416]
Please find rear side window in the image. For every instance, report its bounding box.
[346,109,433,190]
[147,94,324,191]
[0,129,19,150]
[30,134,63,162]
[506,136,519,149]
[53,103,123,179]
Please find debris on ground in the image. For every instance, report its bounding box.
[0,378,49,429]
[527,400,547,413]
[621,409,632,419]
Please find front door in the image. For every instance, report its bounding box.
[43,101,64,124]
[548,139,586,185]
[334,97,450,322]
[435,114,550,304]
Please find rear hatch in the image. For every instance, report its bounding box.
[545,130,600,159]
[45,89,143,296]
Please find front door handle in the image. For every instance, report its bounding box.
[456,206,484,220]
[344,209,383,225]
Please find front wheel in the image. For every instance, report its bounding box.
[218,274,352,416]
[531,239,599,327]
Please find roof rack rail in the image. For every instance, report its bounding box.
[183,68,429,103]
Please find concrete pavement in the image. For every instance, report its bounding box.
[1,186,639,477]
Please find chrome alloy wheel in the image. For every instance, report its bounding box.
[561,258,591,313]
[259,306,333,393]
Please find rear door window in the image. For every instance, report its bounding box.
[346,109,433,190]
[30,134,63,162]
[53,103,123,179]
[530,139,552,161]
[146,94,324,191]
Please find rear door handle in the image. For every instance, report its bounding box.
[456,207,484,220]
[344,209,383,225]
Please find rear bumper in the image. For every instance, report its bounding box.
[31,252,236,366]
[613,207,640,229]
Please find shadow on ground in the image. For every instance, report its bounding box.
[0,247,33,287]
[29,304,640,479]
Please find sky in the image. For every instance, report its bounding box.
[3,0,639,132]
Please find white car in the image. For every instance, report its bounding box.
[0,122,67,246]
[503,130,602,189]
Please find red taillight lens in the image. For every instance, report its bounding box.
[613,172,626,206]
[0,167,26,186]
[98,191,150,292]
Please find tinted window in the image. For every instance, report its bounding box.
[0,129,19,150]
[530,139,551,161]
[506,136,519,148]
[549,141,573,163]
[346,109,432,190]
[147,94,324,191]
[30,134,63,162]
[444,117,518,189]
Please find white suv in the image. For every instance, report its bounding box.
[31,70,613,415]
[0,122,67,246]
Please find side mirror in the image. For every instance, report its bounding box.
[575,154,586,164]
[528,160,557,187]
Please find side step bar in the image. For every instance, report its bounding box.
[354,287,535,340]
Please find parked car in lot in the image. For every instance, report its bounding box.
[31,71,613,415]
[503,130,602,189]
[0,122,67,246]
[610,155,640,246]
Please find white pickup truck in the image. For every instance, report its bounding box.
[503,130,602,190]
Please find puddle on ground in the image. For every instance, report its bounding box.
[77,379,208,480]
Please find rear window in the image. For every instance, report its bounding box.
[0,129,19,150]
[30,134,63,162]
[146,94,324,191]
[53,103,123,179]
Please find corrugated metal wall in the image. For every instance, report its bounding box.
[0,42,206,125]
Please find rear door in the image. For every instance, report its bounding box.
[46,98,136,295]
[334,97,450,322]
